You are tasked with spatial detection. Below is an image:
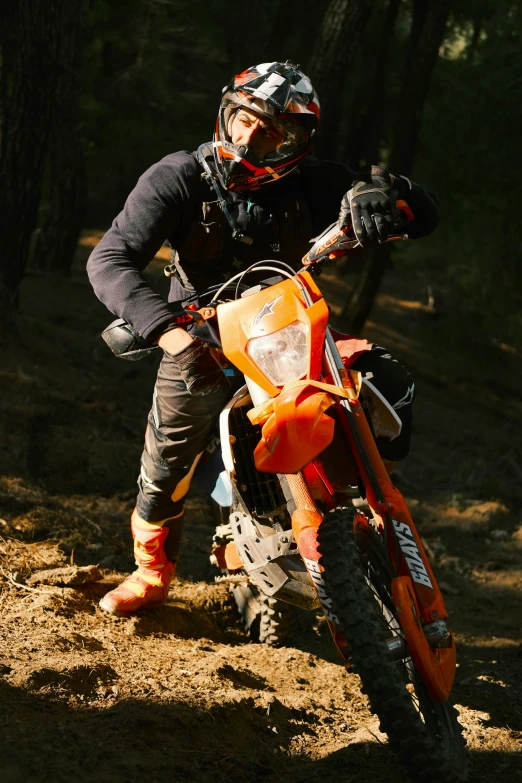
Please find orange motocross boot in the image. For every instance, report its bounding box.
[99,511,180,616]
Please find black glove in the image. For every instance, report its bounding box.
[339,167,396,248]
[167,337,230,396]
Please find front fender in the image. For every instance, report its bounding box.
[253,383,336,473]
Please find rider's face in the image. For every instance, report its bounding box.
[230,108,284,159]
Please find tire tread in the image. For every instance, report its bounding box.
[318,508,468,783]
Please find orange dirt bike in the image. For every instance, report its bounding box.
[193,218,467,783]
[102,212,468,782]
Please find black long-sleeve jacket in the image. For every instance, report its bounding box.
[87,149,439,341]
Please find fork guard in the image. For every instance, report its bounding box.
[253,384,336,474]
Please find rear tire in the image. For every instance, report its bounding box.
[230,581,294,646]
[318,507,468,783]
[211,499,295,647]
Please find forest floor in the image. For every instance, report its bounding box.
[1,235,521,783]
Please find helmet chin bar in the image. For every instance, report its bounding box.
[214,126,311,192]
[222,149,310,191]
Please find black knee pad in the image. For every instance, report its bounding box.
[136,449,187,522]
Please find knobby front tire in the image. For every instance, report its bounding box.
[318,508,468,783]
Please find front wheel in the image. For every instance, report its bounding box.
[318,508,468,783]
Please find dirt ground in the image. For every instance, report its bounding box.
[1,236,521,782]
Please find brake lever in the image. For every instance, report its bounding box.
[302,223,360,267]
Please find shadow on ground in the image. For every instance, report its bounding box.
[0,678,519,783]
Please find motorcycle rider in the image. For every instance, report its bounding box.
[87,61,439,617]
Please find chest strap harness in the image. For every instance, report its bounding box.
[196,143,253,245]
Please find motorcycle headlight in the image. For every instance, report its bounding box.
[247,321,309,386]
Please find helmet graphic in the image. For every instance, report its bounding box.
[213,61,320,191]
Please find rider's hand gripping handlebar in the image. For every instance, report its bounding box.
[302,199,414,268]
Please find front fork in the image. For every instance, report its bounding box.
[289,328,456,698]
[336,392,457,701]
[322,326,449,626]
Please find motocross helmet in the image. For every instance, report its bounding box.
[214,61,320,191]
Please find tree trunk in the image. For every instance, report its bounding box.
[340,32,378,169]
[342,0,451,334]
[341,243,390,331]
[307,0,373,159]
[349,0,401,168]
[267,0,326,67]
[34,0,85,275]
[467,16,483,62]
[0,1,63,310]
[388,0,452,177]
[222,2,276,73]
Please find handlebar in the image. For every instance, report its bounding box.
[301,199,414,269]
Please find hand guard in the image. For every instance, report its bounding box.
[101,319,159,361]
[339,167,396,248]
